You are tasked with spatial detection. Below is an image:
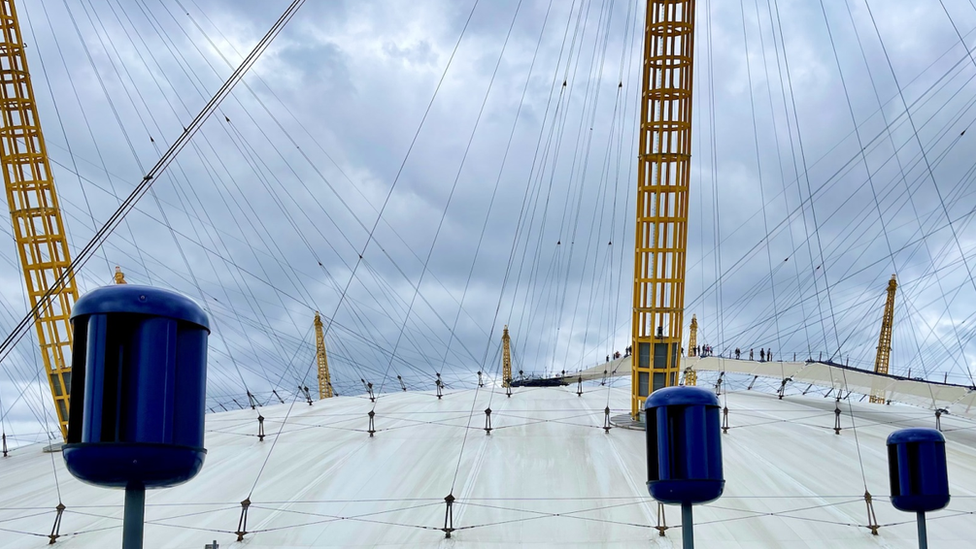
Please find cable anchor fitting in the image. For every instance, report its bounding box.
[603,407,612,433]
[235,498,251,541]
[436,373,443,400]
[654,502,668,536]
[484,408,492,435]
[722,406,730,435]
[442,494,456,539]
[834,401,842,435]
[863,491,880,535]
[257,415,265,442]
[299,385,313,406]
[576,376,583,397]
[48,502,65,544]
[368,410,376,437]
[398,375,406,392]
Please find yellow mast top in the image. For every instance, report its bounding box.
[869,275,897,404]
[502,326,512,388]
[314,312,334,399]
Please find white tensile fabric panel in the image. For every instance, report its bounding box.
[4,385,976,547]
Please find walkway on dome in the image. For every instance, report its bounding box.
[560,355,976,417]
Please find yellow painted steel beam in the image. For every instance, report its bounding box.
[314,312,333,399]
[502,326,512,387]
[0,0,79,441]
[685,314,698,386]
[631,0,696,418]
[869,275,897,404]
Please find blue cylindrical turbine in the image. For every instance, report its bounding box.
[62,285,210,489]
[645,386,725,505]
[887,428,950,513]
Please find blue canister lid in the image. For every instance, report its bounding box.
[887,428,945,446]
[72,285,210,331]
[646,385,719,410]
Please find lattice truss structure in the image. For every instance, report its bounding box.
[632,0,696,417]
[0,0,78,440]
[2,379,976,547]
[870,275,897,404]
[314,312,334,399]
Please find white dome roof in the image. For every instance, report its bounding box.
[2,381,975,547]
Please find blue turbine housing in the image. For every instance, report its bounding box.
[62,285,210,489]
[887,428,950,513]
[645,386,725,505]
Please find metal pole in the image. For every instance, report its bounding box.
[916,511,927,549]
[682,502,694,548]
[122,484,146,549]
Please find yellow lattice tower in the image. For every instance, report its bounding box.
[685,315,698,386]
[631,0,696,418]
[502,325,512,387]
[0,0,79,440]
[869,275,897,404]
[114,265,127,284]
[314,312,333,399]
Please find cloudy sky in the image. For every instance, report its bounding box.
[1,0,976,443]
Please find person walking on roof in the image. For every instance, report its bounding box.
[735,348,740,359]
[760,348,765,362]
[750,348,754,360]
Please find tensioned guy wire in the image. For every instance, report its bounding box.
[0,0,308,368]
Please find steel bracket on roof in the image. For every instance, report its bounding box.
[442,494,455,539]
[48,502,65,544]
[863,491,880,535]
[654,502,668,536]
[235,498,251,541]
